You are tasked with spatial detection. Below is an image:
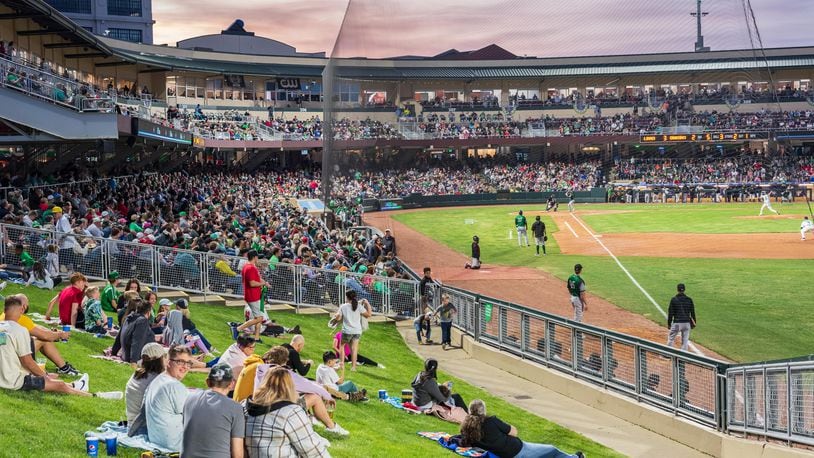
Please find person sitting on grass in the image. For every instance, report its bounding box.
[316,351,368,402]
[138,345,195,451]
[0,293,80,375]
[245,366,331,457]
[332,331,384,368]
[220,334,257,379]
[83,286,111,335]
[411,358,466,412]
[460,399,585,458]
[0,295,91,396]
[0,243,35,281]
[283,334,313,376]
[254,346,349,436]
[175,299,213,352]
[121,298,157,364]
[182,362,245,458]
[151,297,171,335]
[101,271,121,316]
[126,343,166,435]
[26,261,55,290]
[44,272,88,328]
[163,309,212,358]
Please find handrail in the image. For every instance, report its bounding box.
[0,55,113,113]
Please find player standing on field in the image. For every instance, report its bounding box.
[801,216,813,241]
[515,210,529,247]
[531,216,546,256]
[666,283,696,351]
[566,190,575,212]
[567,264,587,322]
[759,191,779,216]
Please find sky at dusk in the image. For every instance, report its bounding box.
[153,0,814,58]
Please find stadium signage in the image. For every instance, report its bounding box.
[133,118,192,145]
[639,132,765,143]
[276,78,301,89]
[192,136,206,148]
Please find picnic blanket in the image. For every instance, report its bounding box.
[89,354,128,365]
[382,395,422,413]
[88,421,174,454]
[28,312,60,325]
[417,432,497,458]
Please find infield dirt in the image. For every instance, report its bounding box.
[366,209,740,361]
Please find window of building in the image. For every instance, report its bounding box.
[108,0,142,17]
[107,28,142,43]
[45,0,92,14]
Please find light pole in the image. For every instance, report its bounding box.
[691,0,710,52]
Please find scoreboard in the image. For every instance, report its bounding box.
[639,132,767,143]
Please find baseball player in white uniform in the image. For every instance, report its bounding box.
[566,190,575,212]
[759,192,779,216]
[801,216,814,240]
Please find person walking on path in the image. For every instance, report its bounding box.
[514,210,529,247]
[531,216,546,257]
[237,250,270,342]
[566,264,587,322]
[667,283,696,351]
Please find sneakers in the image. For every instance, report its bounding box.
[95,391,124,400]
[0,281,6,291]
[325,422,350,436]
[377,364,386,369]
[288,325,302,335]
[348,389,369,402]
[228,322,239,340]
[57,362,80,376]
[575,452,586,458]
[310,416,325,429]
[71,373,89,392]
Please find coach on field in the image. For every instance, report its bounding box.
[666,283,696,351]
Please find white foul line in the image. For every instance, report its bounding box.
[569,213,704,356]
[564,221,579,238]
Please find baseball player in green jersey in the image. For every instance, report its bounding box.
[567,264,587,322]
[514,210,529,247]
[100,271,121,314]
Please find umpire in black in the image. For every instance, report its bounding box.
[667,283,696,351]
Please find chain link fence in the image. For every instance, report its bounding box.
[0,221,758,439]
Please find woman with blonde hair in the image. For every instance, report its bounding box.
[460,399,584,458]
[245,367,331,457]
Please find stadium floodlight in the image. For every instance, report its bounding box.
[690,0,711,52]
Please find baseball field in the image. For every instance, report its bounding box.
[366,201,814,363]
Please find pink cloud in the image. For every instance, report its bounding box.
[152,0,814,58]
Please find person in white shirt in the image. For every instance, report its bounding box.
[143,345,194,452]
[332,290,372,371]
[86,218,103,238]
[315,351,367,402]
[801,216,814,241]
[758,192,779,216]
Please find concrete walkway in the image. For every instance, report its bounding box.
[396,322,710,458]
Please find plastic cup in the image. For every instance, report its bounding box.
[378,389,387,400]
[105,435,117,456]
[107,317,113,329]
[61,325,70,342]
[36,358,46,373]
[326,405,335,420]
[85,436,99,457]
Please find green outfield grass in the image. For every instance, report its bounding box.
[394,204,814,362]
[0,284,618,458]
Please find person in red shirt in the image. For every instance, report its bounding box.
[44,272,88,328]
[236,250,269,341]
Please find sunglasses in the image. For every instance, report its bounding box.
[171,359,194,368]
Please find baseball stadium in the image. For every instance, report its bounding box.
[0,0,812,456]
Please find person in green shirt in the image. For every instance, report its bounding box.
[514,210,529,247]
[14,244,35,268]
[566,264,587,322]
[101,271,121,314]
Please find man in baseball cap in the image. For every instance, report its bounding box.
[181,362,245,456]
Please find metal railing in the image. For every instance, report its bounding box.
[726,360,814,446]
[8,220,814,447]
[0,56,113,113]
